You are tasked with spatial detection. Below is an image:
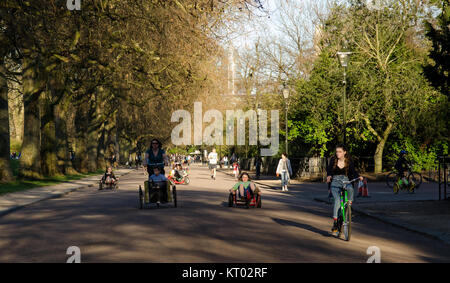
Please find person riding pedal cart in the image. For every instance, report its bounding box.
[143,138,168,177]
[230,172,261,202]
[99,166,119,190]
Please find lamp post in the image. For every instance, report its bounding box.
[283,86,290,155]
[337,51,352,145]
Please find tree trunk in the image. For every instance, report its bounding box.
[97,126,107,170]
[86,95,99,172]
[0,56,14,182]
[373,122,394,173]
[55,101,68,174]
[74,102,89,173]
[40,91,59,176]
[19,57,45,179]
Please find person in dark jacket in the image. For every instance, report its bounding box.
[101,167,118,189]
[394,150,410,187]
[326,144,364,233]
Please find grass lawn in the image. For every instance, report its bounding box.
[0,159,104,196]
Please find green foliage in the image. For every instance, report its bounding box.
[9,140,22,153]
[424,0,450,97]
[386,138,449,171]
[287,0,449,171]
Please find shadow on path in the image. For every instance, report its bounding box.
[271,218,331,238]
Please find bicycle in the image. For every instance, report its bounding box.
[332,177,360,241]
[386,165,422,190]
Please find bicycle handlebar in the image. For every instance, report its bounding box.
[342,177,361,185]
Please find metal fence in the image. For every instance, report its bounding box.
[237,155,448,182]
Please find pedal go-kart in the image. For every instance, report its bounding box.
[139,180,177,209]
[228,186,261,209]
[99,178,119,190]
[168,174,190,185]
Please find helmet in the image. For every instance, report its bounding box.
[399,150,407,155]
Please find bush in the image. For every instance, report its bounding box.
[387,139,448,171]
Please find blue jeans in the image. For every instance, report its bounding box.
[281,171,289,187]
[330,175,354,219]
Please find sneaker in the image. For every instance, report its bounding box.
[331,221,338,232]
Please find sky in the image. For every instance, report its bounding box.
[228,0,333,51]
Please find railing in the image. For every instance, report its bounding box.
[438,156,450,201]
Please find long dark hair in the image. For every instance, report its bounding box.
[150,138,162,149]
[333,144,351,176]
[239,172,251,181]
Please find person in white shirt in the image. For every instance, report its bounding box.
[208,148,218,180]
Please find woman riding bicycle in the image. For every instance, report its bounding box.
[143,138,168,178]
[326,144,363,233]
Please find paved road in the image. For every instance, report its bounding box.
[0,166,449,262]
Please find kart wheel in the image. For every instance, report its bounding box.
[99,182,103,190]
[173,186,177,208]
[408,172,422,189]
[184,177,190,185]
[228,193,233,207]
[256,195,262,208]
[139,186,143,209]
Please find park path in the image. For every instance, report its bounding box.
[0,165,449,262]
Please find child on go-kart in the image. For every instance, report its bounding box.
[150,167,167,182]
[230,172,261,200]
[101,166,119,189]
[175,164,187,181]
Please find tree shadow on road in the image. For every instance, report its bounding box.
[271,218,331,238]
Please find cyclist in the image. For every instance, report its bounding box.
[208,148,218,180]
[326,144,363,233]
[230,172,261,200]
[143,138,168,178]
[394,150,410,188]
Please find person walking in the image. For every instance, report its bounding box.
[276,153,293,191]
[223,156,229,168]
[208,148,218,180]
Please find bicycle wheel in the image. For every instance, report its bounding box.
[408,172,422,189]
[386,172,397,188]
[393,182,400,194]
[343,204,352,241]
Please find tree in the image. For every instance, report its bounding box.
[424,0,450,98]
